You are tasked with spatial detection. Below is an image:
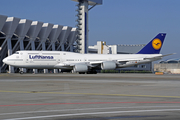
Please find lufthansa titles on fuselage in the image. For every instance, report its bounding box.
[29,55,54,59]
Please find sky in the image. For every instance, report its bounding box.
[0,0,179,60]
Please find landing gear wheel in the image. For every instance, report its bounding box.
[19,71,24,74]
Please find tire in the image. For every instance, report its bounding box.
[19,71,23,74]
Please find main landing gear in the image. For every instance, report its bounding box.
[19,71,24,74]
[78,70,97,74]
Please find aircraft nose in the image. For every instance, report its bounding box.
[3,58,7,64]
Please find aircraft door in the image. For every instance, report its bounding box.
[61,53,66,63]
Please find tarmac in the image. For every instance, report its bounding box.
[0,73,180,120]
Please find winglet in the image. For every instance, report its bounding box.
[137,33,166,54]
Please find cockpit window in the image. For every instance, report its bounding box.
[15,52,19,54]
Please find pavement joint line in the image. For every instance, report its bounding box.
[0,90,180,98]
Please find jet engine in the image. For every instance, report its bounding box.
[73,64,88,72]
[101,61,116,70]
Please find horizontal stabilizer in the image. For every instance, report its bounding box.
[144,53,175,60]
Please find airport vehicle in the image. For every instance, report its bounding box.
[3,33,171,74]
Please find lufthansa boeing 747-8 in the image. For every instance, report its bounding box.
[3,33,172,74]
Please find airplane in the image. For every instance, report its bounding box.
[3,33,172,74]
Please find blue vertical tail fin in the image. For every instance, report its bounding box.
[137,33,166,54]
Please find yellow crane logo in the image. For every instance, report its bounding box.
[152,39,162,50]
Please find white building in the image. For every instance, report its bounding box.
[154,59,180,74]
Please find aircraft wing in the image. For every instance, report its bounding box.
[144,53,175,60]
[54,62,93,68]
[89,61,103,65]
[88,54,175,68]
[89,58,144,67]
[55,53,175,71]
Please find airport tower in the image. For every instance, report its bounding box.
[72,0,102,54]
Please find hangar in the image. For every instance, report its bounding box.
[0,15,77,73]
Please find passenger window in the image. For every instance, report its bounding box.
[15,52,19,54]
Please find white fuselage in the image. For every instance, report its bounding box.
[3,51,162,70]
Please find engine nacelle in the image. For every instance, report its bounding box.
[73,64,88,72]
[101,61,116,70]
